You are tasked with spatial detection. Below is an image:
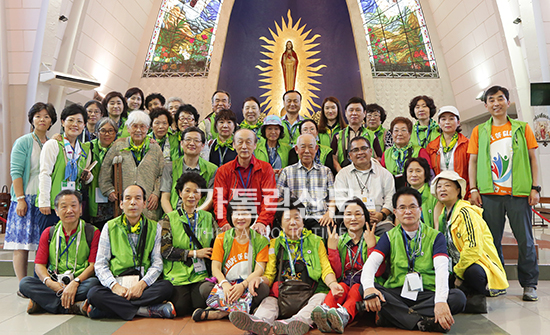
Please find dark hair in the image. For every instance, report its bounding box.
[84,100,107,118]
[275,197,306,223]
[342,197,371,225]
[124,87,145,110]
[28,102,57,130]
[318,97,347,134]
[123,184,147,199]
[299,119,318,134]
[227,199,258,227]
[365,103,387,124]
[392,187,422,209]
[349,136,371,149]
[283,90,302,101]
[437,112,462,133]
[345,97,367,111]
[214,109,237,130]
[390,117,413,134]
[404,157,431,185]
[145,93,166,109]
[483,85,509,103]
[409,95,436,119]
[175,172,207,196]
[102,91,128,118]
[242,96,260,109]
[212,90,231,104]
[54,190,82,208]
[61,103,87,123]
[181,126,206,144]
[260,122,285,140]
[149,107,173,126]
[175,104,200,129]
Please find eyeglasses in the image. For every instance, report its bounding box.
[64,118,84,125]
[396,205,420,211]
[130,124,148,130]
[349,146,370,154]
[99,129,116,135]
[183,138,202,144]
[87,109,102,115]
[179,116,195,122]
[366,112,381,119]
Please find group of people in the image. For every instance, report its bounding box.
[3,85,541,334]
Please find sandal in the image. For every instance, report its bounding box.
[192,308,210,322]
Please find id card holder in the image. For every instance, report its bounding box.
[95,188,108,203]
[62,181,76,191]
[365,198,376,212]
[193,258,207,275]
[401,272,422,301]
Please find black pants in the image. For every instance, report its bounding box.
[376,284,466,330]
[452,263,489,296]
[87,280,174,320]
[171,280,215,316]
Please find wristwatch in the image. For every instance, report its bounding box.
[74,277,81,284]
[532,185,542,193]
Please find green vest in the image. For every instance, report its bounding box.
[39,141,91,209]
[384,145,422,176]
[336,233,381,284]
[420,184,438,229]
[48,220,93,277]
[337,127,376,164]
[410,120,439,148]
[169,132,184,161]
[281,118,309,145]
[221,228,270,274]
[318,123,341,148]
[162,209,214,285]
[117,117,130,139]
[318,144,332,165]
[372,126,388,151]
[384,223,440,291]
[272,230,327,292]
[254,138,292,168]
[88,139,111,217]
[170,156,218,210]
[107,215,158,277]
[476,117,532,196]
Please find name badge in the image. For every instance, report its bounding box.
[62,181,76,191]
[401,272,423,301]
[193,258,207,275]
[364,198,376,212]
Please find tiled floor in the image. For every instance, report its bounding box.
[0,277,549,335]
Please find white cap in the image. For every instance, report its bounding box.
[436,106,460,120]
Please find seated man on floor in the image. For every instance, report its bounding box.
[87,185,175,320]
[277,133,336,237]
[334,136,395,236]
[360,187,466,333]
[20,190,100,315]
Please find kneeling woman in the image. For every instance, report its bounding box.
[159,172,215,316]
[432,171,508,310]
[312,198,383,333]
[193,201,270,321]
[229,199,343,335]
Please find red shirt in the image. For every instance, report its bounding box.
[35,224,101,265]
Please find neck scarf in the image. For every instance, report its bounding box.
[123,137,150,164]
[241,120,262,131]
[414,119,437,147]
[124,215,142,234]
[391,142,412,174]
[63,137,85,182]
[215,137,234,150]
[441,132,459,153]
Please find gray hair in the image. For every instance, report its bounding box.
[95,117,119,133]
[165,97,184,108]
[126,110,151,128]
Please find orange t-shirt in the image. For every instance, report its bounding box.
[212,232,269,281]
[468,121,537,195]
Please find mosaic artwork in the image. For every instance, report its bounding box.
[357,0,438,78]
[143,0,223,77]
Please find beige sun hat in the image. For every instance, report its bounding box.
[430,170,467,199]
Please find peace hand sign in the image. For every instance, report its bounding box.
[363,220,377,249]
[327,225,339,250]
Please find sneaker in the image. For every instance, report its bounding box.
[523,287,538,301]
[464,294,487,314]
[26,300,44,314]
[327,306,350,334]
[229,310,271,335]
[87,305,110,319]
[147,302,176,318]
[273,317,310,335]
[67,300,87,315]
[311,305,332,333]
[417,317,450,333]
[489,288,507,297]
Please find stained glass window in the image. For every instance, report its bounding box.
[357,0,438,78]
[143,0,224,78]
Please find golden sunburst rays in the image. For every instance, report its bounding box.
[255,10,327,117]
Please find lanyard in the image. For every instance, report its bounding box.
[395,147,410,174]
[415,122,432,147]
[32,132,48,150]
[346,237,364,271]
[55,220,83,274]
[123,215,143,268]
[183,210,199,249]
[343,126,364,152]
[284,234,305,277]
[237,167,253,189]
[402,225,422,273]
[218,144,230,164]
[353,169,372,195]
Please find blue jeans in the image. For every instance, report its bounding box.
[19,276,100,314]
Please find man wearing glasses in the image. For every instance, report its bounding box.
[334,136,394,236]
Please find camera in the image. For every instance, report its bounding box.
[57,270,74,286]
